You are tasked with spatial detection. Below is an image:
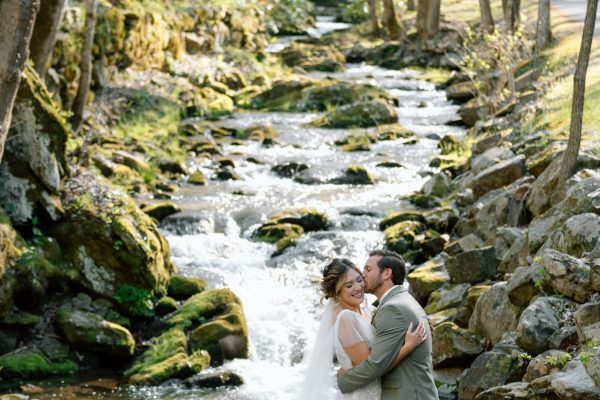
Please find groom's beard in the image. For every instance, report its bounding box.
[365,273,383,294]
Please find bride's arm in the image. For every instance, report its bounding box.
[386,320,426,371]
[344,341,371,367]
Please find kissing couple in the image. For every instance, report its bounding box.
[298,249,439,400]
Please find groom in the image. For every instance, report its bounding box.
[337,249,438,400]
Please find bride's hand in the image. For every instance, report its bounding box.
[404,320,427,350]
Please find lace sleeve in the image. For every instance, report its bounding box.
[337,311,369,347]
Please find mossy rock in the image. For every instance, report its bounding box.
[189,141,223,156]
[180,87,234,119]
[250,79,313,111]
[168,275,207,300]
[332,165,376,185]
[336,133,373,152]
[49,172,175,301]
[0,348,78,380]
[299,81,394,111]
[55,306,135,357]
[432,322,483,368]
[380,211,425,230]
[408,194,443,209]
[188,171,207,185]
[155,296,177,316]
[374,124,414,141]
[114,284,155,320]
[236,125,279,145]
[439,135,468,156]
[167,288,242,331]
[189,303,249,365]
[383,220,426,254]
[313,100,398,128]
[256,223,304,251]
[266,208,328,232]
[280,42,345,72]
[406,256,451,304]
[141,202,181,222]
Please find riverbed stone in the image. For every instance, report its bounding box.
[383,220,426,255]
[551,359,600,400]
[538,213,600,258]
[182,369,244,388]
[266,208,328,232]
[424,206,459,232]
[432,322,483,368]
[469,155,527,199]
[446,246,499,284]
[528,177,600,251]
[167,275,207,300]
[0,347,78,380]
[523,350,570,382]
[331,165,376,185]
[313,100,398,128]
[55,306,135,357]
[421,173,452,198]
[469,282,524,345]
[540,249,592,303]
[188,171,207,185]
[256,222,303,252]
[280,42,345,72]
[237,124,279,145]
[155,296,177,316]
[298,81,395,111]
[425,283,470,314]
[272,162,308,178]
[379,211,425,231]
[515,297,563,355]
[573,302,600,345]
[49,172,174,300]
[457,333,528,400]
[167,288,242,331]
[141,202,181,222]
[250,78,313,111]
[471,147,515,175]
[444,234,484,256]
[407,255,451,305]
[112,150,152,175]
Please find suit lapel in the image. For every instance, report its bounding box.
[371,286,406,325]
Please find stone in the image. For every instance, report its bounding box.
[383,220,426,255]
[112,150,152,175]
[444,234,484,256]
[506,265,542,307]
[280,42,345,72]
[469,282,524,345]
[55,307,135,356]
[168,275,207,300]
[0,348,78,380]
[256,223,303,252]
[446,246,499,284]
[538,213,600,258]
[379,211,425,231]
[474,382,557,400]
[540,249,592,303]
[573,302,600,345]
[523,350,571,382]
[313,100,398,128]
[332,166,376,185]
[445,80,476,102]
[141,202,182,222]
[472,133,502,156]
[250,78,312,111]
[266,208,328,232]
[424,207,459,232]
[551,360,600,400]
[155,296,177,316]
[489,227,525,262]
[515,297,563,355]
[215,168,241,181]
[457,333,528,400]
[585,346,600,387]
[455,284,491,328]
[167,288,243,331]
[425,284,470,314]
[407,255,450,305]
[183,369,244,388]
[272,162,308,178]
[548,326,578,351]
[298,81,395,111]
[592,259,600,292]
[471,147,515,176]
[157,159,187,175]
[499,230,529,274]
[188,171,206,185]
[432,322,483,368]
[421,173,452,197]
[237,125,279,144]
[469,155,527,199]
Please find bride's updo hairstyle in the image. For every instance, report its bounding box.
[321,258,361,302]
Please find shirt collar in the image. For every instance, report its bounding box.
[379,285,400,304]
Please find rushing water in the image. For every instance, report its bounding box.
[30,19,464,400]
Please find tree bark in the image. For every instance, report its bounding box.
[557,0,598,192]
[367,0,381,36]
[70,0,98,133]
[382,0,401,37]
[502,0,521,33]
[479,0,494,33]
[407,0,416,11]
[417,0,441,40]
[0,0,40,165]
[535,0,552,50]
[29,0,66,78]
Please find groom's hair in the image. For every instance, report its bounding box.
[369,249,406,285]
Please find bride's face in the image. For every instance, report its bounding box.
[338,268,365,309]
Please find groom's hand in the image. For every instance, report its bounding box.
[337,368,345,378]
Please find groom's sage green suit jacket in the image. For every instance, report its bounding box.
[337,286,438,400]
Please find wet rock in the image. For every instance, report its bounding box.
[183,369,244,388]
[573,302,600,345]
[313,100,397,128]
[406,255,450,304]
[55,306,135,356]
[299,81,395,111]
[216,158,236,169]
[168,275,207,300]
[468,155,527,199]
[157,159,187,175]
[445,80,476,102]
[0,347,78,380]
[237,124,279,145]
[421,173,452,198]
[92,154,138,181]
[189,141,223,156]
[0,329,18,355]
[374,124,414,140]
[408,193,443,209]
[272,162,308,178]
[383,220,426,255]
[432,322,483,368]
[551,359,600,400]
[415,230,448,259]
[141,202,181,222]
[446,246,499,284]
[515,297,563,355]
[471,147,515,176]
[188,171,206,185]
[469,282,524,345]
[538,213,600,258]
[332,165,376,185]
[256,223,303,252]
[444,234,484,256]
[439,134,468,156]
[457,333,528,400]
[425,283,470,314]
[523,350,570,382]
[266,208,328,231]
[528,177,600,251]
[379,211,425,230]
[424,206,459,232]
[180,87,234,119]
[280,42,345,72]
[112,150,152,175]
[155,296,177,316]
[250,78,312,111]
[215,168,241,181]
[376,161,405,168]
[540,249,592,303]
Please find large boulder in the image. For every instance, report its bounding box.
[265,208,328,232]
[515,297,563,355]
[48,172,174,300]
[383,220,426,257]
[523,349,571,382]
[538,213,600,258]
[406,255,450,305]
[506,265,543,307]
[432,322,483,368]
[573,302,600,345]
[313,100,398,128]
[528,177,600,251]
[280,42,345,72]
[379,211,425,231]
[457,333,528,400]
[446,246,499,284]
[250,78,313,111]
[455,284,491,328]
[421,173,452,198]
[551,360,600,400]
[425,283,470,314]
[0,347,78,380]
[0,65,70,224]
[468,156,527,199]
[540,249,592,303]
[469,282,524,345]
[470,147,515,176]
[298,81,395,111]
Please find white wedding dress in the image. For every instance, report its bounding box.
[333,309,382,400]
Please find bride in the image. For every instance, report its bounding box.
[298,258,427,399]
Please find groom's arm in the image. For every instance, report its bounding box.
[337,305,409,393]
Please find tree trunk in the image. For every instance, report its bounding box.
[367,0,381,36]
[479,0,494,33]
[502,0,521,33]
[535,0,552,50]
[29,0,66,78]
[382,0,401,37]
[417,0,441,40]
[70,0,98,133]
[0,0,40,165]
[557,0,598,193]
[407,0,416,11]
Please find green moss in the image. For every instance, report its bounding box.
[188,171,207,185]
[114,284,154,320]
[280,43,345,72]
[155,296,178,315]
[128,348,209,385]
[125,327,187,378]
[256,223,304,251]
[168,275,207,300]
[167,288,240,330]
[0,349,78,379]
[267,208,328,231]
[313,100,398,128]
[383,220,426,254]
[380,211,425,231]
